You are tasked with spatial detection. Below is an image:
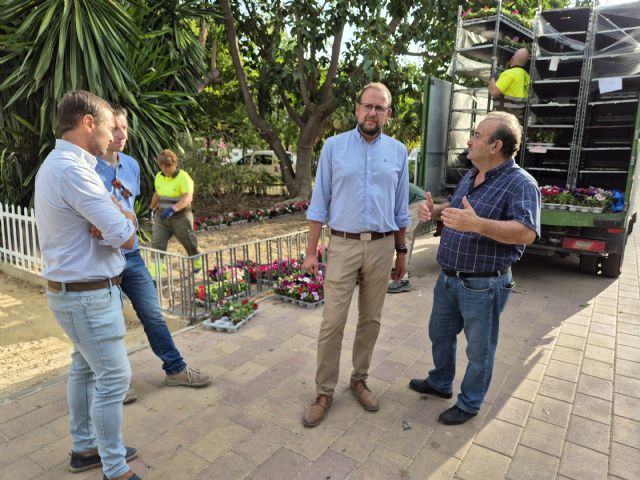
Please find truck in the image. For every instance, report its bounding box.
[417,1,640,277]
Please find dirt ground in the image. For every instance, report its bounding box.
[0,201,308,402]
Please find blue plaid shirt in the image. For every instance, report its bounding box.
[437,159,540,272]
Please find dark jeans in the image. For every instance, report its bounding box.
[426,271,514,413]
[122,250,186,375]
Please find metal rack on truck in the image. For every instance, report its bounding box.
[443,0,533,188]
[522,4,640,277]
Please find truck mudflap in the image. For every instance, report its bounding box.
[527,225,627,277]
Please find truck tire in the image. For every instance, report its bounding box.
[602,253,623,278]
[579,255,599,275]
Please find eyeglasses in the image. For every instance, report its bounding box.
[358,103,389,115]
[112,178,132,199]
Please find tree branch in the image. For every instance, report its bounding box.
[279,87,304,128]
[294,7,313,110]
[319,21,345,107]
[197,34,221,92]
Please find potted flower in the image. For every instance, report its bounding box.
[540,185,563,208]
[274,272,325,308]
[556,191,574,210]
[195,270,247,305]
[203,298,259,332]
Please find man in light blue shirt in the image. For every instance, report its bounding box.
[35,91,141,480]
[95,106,210,402]
[302,82,410,427]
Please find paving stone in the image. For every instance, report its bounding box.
[474,418,523,457]
[0,455,43,480]
[590,322,617,337]
[572,393,612,425]
[587,332,616,349]
[561,323,589,338]
[551,346,583,365]
[617,345,640,363]
[145,449,209,480]
[194,451,255,480]
[581,358,614,381]
[614,393,640,422]
[617,332,640,348]
[614,374,640,398]
[567,415,610,453]
[378,414,433,458]
[616,359,640,380]
[506,445,560,480]
[610,442,640,480]
[545,359,581,383]
[509,378,540,403]
[0,400,68,441]
[284,421,344,461]
[617,323,640,336]
[456,444,510,480]
[248,447,309,480]
[558,442,609,480]
[407,446,461,480]
[232,421,293,465]
[369,359,408,383]
[584,344,615,364]
[297,448,357,480]
[539,375,577,403]
[369,444,413,471]
[330,419,386,463]
[0,424,60,469]
[612,415,640,450]
[490,395,533,427]
[578,374,614,401]
[520,418,566,457]
[556,333,587,351]
[530,395,572,429]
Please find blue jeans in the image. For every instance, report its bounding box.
[122,250,186,375]
[47,285,131,479]
[426,271,514,414]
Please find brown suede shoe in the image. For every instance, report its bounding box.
[350,378,379,411]
[302,394,333,427]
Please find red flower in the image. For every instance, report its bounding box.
[252,303,259,310]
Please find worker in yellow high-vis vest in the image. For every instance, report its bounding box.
[489,48,531,125]
[150,149,202,273]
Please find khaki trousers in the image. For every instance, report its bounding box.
[315,234,395,395]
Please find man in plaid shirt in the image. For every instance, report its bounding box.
[410,111,540,425]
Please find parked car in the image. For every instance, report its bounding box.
[236,150,296,174]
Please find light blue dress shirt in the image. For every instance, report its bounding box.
[95,153,141,253]
[34,140,136,282]
[306,128,410,232]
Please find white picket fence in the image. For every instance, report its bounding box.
[0,203,43,273]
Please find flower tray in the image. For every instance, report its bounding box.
[195,291,247,306]
[202,311,258,332]
[274,294,324,308]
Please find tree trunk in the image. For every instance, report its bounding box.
[295,112,328,199]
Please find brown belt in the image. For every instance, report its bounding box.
[47,275,122,292]
[330,229,393,241]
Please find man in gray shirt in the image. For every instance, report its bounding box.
[35,91,141,480]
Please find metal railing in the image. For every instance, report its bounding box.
[140,227,330,321]
[1,203,432,322]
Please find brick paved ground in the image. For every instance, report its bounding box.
[1,226,639,479]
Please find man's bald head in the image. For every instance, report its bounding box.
[509,48,529,68]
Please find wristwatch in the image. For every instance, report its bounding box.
[395,244,408,255]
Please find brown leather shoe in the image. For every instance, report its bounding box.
[350,378,379,411]
[302,394,333,427]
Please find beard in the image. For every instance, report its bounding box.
[358,119,382,137]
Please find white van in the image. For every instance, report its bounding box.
[236,150,295,174]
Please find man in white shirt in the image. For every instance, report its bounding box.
[35,91,141,480]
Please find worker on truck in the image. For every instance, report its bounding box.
[489,48,531,125]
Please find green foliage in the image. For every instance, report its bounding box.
[181,148,280,210]
[0,0,211,206]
